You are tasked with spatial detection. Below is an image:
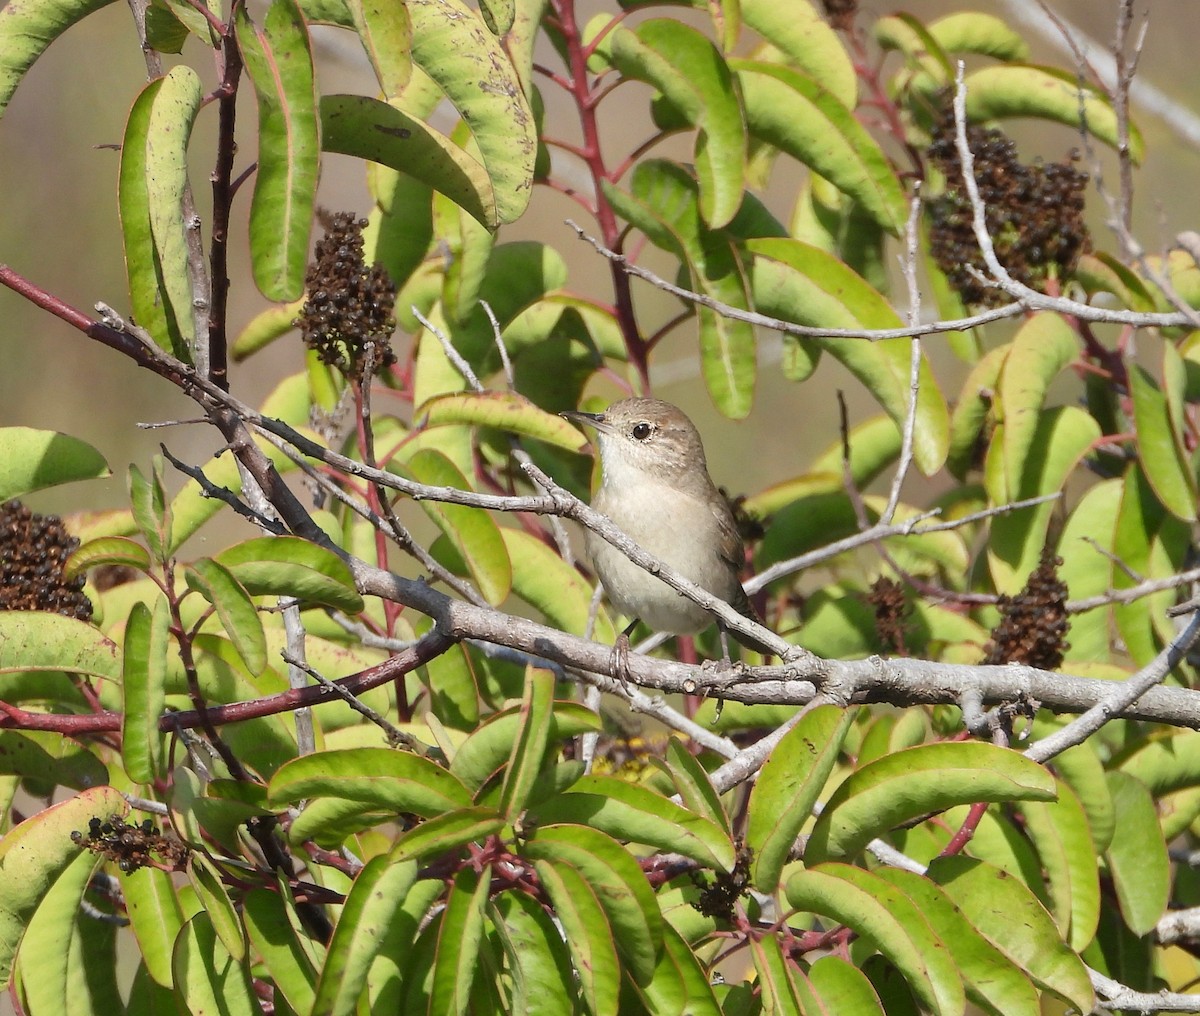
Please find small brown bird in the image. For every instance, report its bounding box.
[562,397,767,656]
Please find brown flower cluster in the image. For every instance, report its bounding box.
[0,500,92,620]
[982,550,1070,670]
[927,111,1090,307]
[868,576,910,656]
[71,815,188,873]
[297,211,398,379]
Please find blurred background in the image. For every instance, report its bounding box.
[2,0,1198,544]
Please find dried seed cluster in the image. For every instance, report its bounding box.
[868,576,910,656]
[71,815,188,873]
[821,0,857,30]
[297,211,398,379]
[982,550,1070,669]
[0,500,92,620]
[927,111,1090,307]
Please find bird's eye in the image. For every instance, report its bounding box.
[631,422,652,441]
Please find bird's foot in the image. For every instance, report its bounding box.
[610,632,634,696]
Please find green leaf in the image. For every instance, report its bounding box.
[187,854,246,962]
[0,731,106,792]
[215,535,364,613]
[1104,770,1169,936]
[747,237,949,474]
[964,64,1144,162]
[390,807,504,863]
[128,461,170,561]
[406,0,534,224]
[503,529,616,642]
[145,64,203,358]
[0,786,128,989]
[185,558,268,675]
[532,858,620,1016]
[321,94,498,228]
[231,298,304,360]
[312,856,417,1016]
[429,866,490,1016]
[236,0,319,301]
[997,313,1078,497]
[660,738,729,836]
[632,919,722,1014]
[947,346,1006,478]
[530,775,735,872]
[490,892,575,1016]
[1131,362,1196,520]
[64,536,150,581]
[807,955,886,1015]
[603,161,756,418]
[449,701,601,791]
[0,612,120,682]
[521,824,663,985]
[499,668,555,819]
[785,863,965,1016]
[396,449,512,605]
[612,20,746,228]
[806,742,1057,863]
[16,848,109,1016]
[243,888,318,1013]
[750,933,806,1012]
[738,0,855,107]
[123,866,186,988]
[0,0,117,119]
[0,427,110,501]
[876,868,1039,1016]
[747,704,855,892]
[421,391,588,452]
[172,912,259,1016]
[269,747,471,814]
[928,11,1029,60]
[1118,732,1200,795]
[734,61,906,234]
[347,0,411,98]
[927,856,1094,1012]
[1057,479,1121,662]
[986,406,1101,595]
[1012,777,1099,954]
[122,596,170,784]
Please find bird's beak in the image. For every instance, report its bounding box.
[560,409,612,434]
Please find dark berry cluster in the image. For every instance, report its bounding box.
[982,549,1070,669]
[927,111,1090,307]
[691,848,752,922]
[0,500,92,620]
[868,576,910,656]
[821,0,857,30]
[71,815,188,873]
[297,211,398,379]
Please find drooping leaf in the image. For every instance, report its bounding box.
[236,0,320,301]
[521,823,663,985]
[0,427,109,502]
[269,747,471,815]
[0,612,120,682]
[215,536,363,613]
[928,856,1094,1012]
[806,742,1057,863]
[0,786,128,989]
[964,64,1143,162]
[145,65,203,359]
[747,704,855,891]
[122,596,170,784]
[184,557,268,675]
[735,61,906,234]
[311,856,417,1015]
[785,863,966,1016]
[1104,770,1169,936]
[0,0,117,119]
